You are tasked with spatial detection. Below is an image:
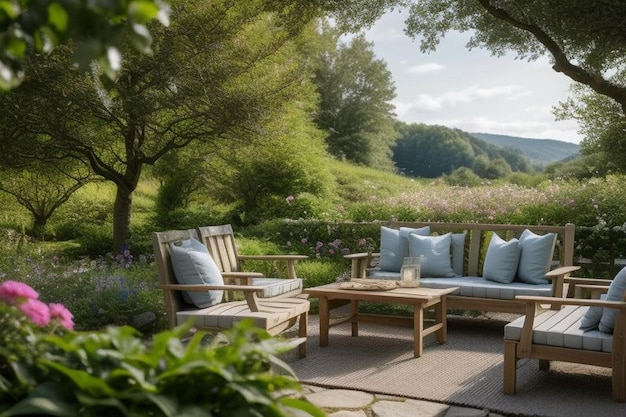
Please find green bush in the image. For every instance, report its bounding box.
[444,167,483,187]
[1,301,323,417]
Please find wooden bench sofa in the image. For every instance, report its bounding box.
[344,221,578,315]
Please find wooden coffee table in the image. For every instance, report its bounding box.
[304,283,457,357]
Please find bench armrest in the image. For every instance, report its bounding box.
[544,265,581,299]
[343,252,380,279]
[237,254,308,279]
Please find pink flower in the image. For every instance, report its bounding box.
[0,280,39,305]
[18,298,51,327]
[49,303,74,330]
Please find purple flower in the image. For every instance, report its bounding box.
[18,298,50,327]
[286,195,294,205]
[49,303,74,330]
[315,241,324,251]
[0,280,39,305]
[301,237,308,244]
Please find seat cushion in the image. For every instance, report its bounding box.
[169,238,224,308]
[250,277,303,298]
[419,276,552,300]
[504,305,613,353]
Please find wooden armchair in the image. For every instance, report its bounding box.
[503,278,626,401]
[152,229,309,358]
[196,225,308,300]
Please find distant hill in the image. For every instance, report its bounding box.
[470,133,580,166]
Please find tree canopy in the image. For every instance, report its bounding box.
[0,0,170,90]
[0,0,331,249]
[400,0,626,170]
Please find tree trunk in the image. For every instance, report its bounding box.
[112,185,134,253]
[31,214,48,240]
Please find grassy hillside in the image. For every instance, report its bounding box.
[470,132,580,166]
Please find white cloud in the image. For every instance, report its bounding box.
[366,9,582,143]
[394,84,525,113]
[408,63,446,74]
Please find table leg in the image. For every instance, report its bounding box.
[435,296,447,344]
[319,296,329,347]
[413,304,424,357]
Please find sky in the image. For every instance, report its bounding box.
[361,10,582,144]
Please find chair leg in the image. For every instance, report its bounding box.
[503,340,518,395]
[298,311,308,359]
[612,356,626,402]
[539,359,550,371]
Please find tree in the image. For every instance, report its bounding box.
[394,123,475,178]
[0,0,169,90]
[0,160,94,238]
[402,0,626,161]
[555,80,626,174]
[0,0,329,250]
[312,24,399,171]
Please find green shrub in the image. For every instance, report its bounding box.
[1,295,323,417]
[444,167,482,187]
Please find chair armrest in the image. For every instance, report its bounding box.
[237,254,308,279]
[564,276,611,298]
[515,295,626,309]
[343,252,380,279]
[222,271,265,285]
[576,284,610,299]
[158,283,269,292]
[158,283,269,311]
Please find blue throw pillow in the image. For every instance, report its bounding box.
[451,233,466,276]
[483,233,521,284]
[169,238,224,308]
[379,226,430,272]
[516,229,556,284]
[408,232,456,277]
[580,294,608,331]
[598,267,626,333]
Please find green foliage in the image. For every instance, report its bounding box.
[312,23,399,171]
[200,106,334,225]
[444,167,483,187]
[1,316,322,417]
[0,0,332,250]
[0,0,169,90]
[3,254,165,333]
[394,123,528,179]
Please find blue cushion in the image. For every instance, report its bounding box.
[451,232,466,276]
[580,294,608,331]
[408,232,456,277]
[379,226,430,272]
[598,267,626,333]
[169,238,224,308]
[516,229,556,284]
[483,233,521,284]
